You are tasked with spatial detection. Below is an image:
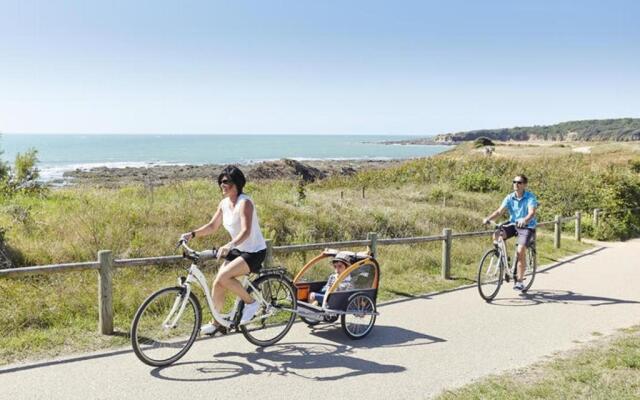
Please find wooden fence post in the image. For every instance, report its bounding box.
[98,250,113,335]
[367,232,378,257]
[265,239,274,268]
[593,208,600,227]
[441,228,452,279]
[575,211,581,242]
[362,187,365,199]
[554,215,562,249]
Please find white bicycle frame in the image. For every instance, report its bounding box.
[163,243,276,330]
[496,235,510,277]
[490,223,531,281]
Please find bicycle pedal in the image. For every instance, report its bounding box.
[203,325,227,337]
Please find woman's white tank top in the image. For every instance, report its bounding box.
[220,194,267,253]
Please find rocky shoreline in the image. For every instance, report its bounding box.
[62,158,403,187]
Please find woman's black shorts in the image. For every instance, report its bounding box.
[224,248,266,273]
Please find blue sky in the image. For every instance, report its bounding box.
[1,0,639,135]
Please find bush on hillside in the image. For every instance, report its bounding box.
[0,148,45,198]
[456,171,501,192]
[592,173,640,240]
[473,137,495,148]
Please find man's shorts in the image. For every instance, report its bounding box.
[502,225,536,247]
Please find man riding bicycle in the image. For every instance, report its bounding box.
[483,174,538,291]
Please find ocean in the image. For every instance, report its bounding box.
[1,134,450,182]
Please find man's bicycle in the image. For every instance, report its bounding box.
[477,222,537,301]
[130,240,297,367]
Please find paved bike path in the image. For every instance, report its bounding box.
[2,239,639,400]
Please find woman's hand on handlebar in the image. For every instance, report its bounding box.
[180,232,193,242]
[217,242,233,260]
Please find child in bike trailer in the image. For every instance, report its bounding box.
[309,252,354,307]
[483,174,538,291]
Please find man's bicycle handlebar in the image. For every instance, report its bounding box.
[484,221,516,229]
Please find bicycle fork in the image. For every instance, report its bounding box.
[163,284,193,329]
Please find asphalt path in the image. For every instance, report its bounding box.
[2,239,639,399]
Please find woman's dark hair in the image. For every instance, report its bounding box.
[516,174,528,184]
[217,165,247,194]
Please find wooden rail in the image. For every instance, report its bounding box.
[1,206,637,335]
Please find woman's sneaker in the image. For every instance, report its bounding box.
[240,300,261,324]
[513,281,524,291]
[200,321,227,336]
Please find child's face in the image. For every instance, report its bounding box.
[333,261,347,274]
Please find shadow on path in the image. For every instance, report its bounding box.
[150,326,443,382]
[308,324,446,349]
[152,341,404,382]
[490,289,640,307]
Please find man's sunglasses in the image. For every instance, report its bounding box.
[513,180,524,185]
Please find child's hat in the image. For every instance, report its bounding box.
[332,252,353,266]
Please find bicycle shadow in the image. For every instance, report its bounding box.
[307,324,446,349]
[150,340,406,382]
[489,289,640,307]
[150,325,444,382]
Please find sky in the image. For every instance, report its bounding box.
[1,0,639,135]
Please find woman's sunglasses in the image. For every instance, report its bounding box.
[220,179,233,185]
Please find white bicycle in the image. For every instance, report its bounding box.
[477,222,537,302]
[131,240,297,367]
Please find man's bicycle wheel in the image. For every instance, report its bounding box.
[477,249,503,301]
[522,244,537,292]
[131,287,201,367]
[240,274,297,347]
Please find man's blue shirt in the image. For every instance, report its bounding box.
[500,191,538,228]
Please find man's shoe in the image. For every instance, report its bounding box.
[240,300,261,324]
[513,282,524,291]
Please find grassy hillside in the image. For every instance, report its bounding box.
[435,118,640,142]
[0,143,638,364]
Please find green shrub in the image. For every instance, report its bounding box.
[592,173,640,240]
[0,148,46,198]
[473,137,495,148]
[456,171,501,192]
[430,186,453,202]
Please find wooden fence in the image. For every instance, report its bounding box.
[0,207,636,335]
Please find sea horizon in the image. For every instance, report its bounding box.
[0,133,448,182]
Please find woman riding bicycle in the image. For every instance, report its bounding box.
[181,165,266,334]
